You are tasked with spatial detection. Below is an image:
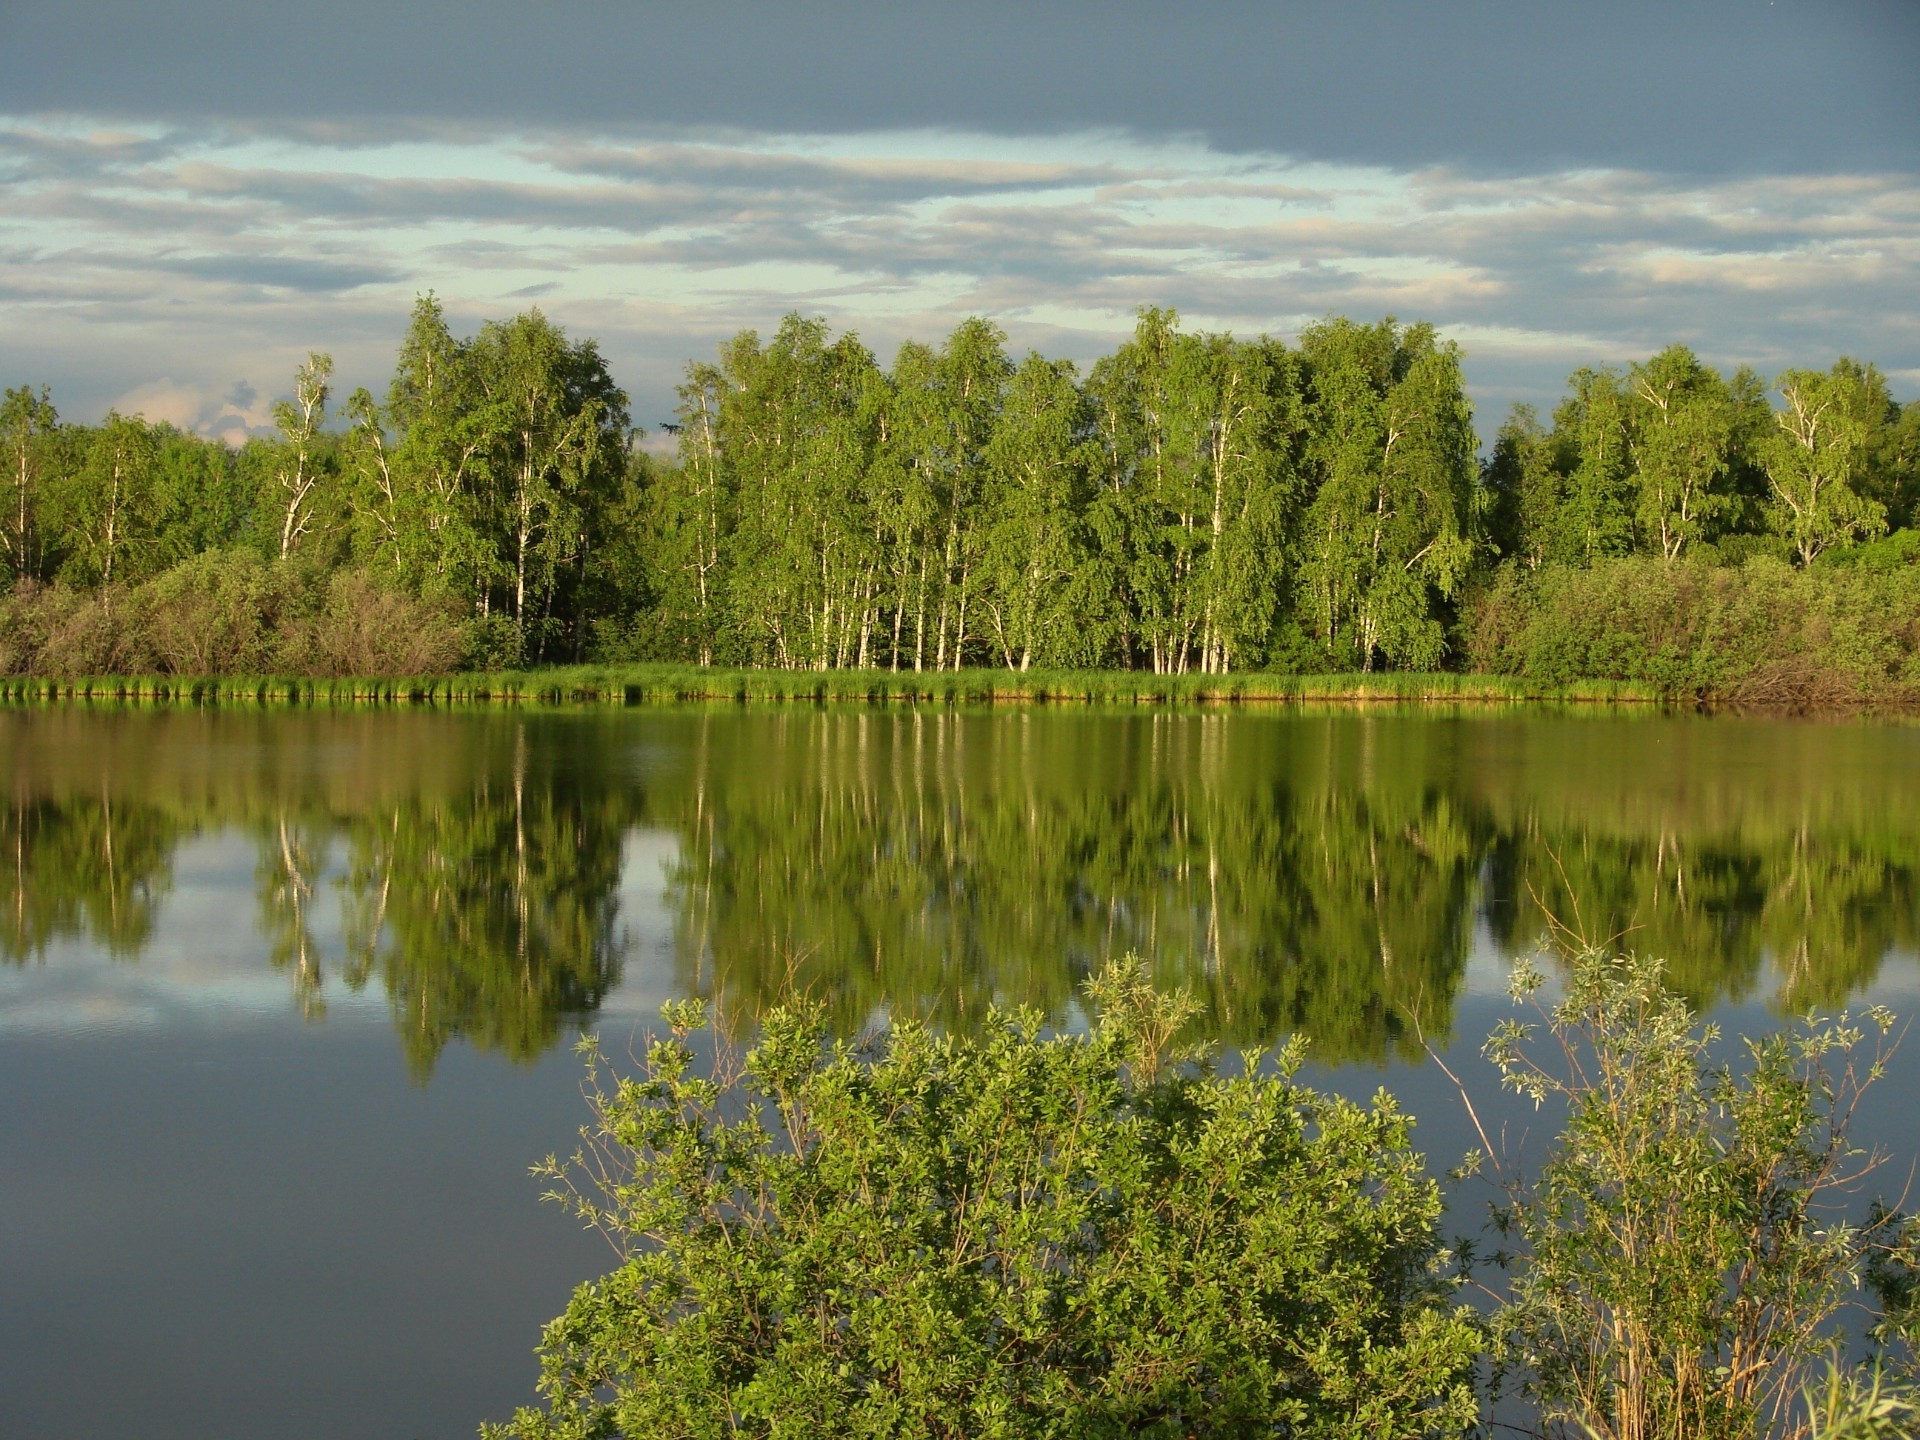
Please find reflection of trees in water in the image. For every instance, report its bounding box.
[0,791,177,961]
[4,707,1920,1068]
[656,712,1920,1061]
[667,766,1480,1064]
[2,713,633,1077]
[1482,824,1920,1014]
[338,729,629,1078]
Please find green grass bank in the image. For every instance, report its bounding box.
[0,664,1661,708]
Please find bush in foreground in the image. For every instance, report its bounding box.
[493,954,1920,1439]
[486,965,1481,1440]
[1481,951,1914,1440]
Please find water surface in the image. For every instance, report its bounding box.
[3,705,1917,1437]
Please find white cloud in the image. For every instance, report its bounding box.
[2,117,1914,433]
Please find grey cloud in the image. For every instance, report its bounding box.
[3,0,1915,177]
[527,140,1138,206]
[150,253,400,292]
[0,125,196,182]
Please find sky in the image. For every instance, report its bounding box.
[3,0,1917,446]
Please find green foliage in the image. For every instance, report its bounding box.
[1463,553,1920,704]
[1763,365,1890,567]
[1800,1361,1919,1440]
[0,553,474,678]
[3,305,1916,690]
[487,962,1481,1439]
[1295,318,1478,672]
[1483,951,1904,1440]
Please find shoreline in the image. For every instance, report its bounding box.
[0,665,1676,708]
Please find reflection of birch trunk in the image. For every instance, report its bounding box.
[277,812,323,1020]
[515,723,530,994]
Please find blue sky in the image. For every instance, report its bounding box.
[3,0,1916,443]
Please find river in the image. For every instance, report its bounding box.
[3,704,1917,1437]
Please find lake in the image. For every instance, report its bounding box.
[3,704,1918,1438]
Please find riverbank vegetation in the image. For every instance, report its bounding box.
[0,662,1656,707]
[489,954,1918,1439]
[5,303,1916,701]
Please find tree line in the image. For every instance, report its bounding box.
[3,299,1916,677]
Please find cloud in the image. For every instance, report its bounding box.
[2,0,1916,176]
[1,116,1913,437]
[110,376,278,443]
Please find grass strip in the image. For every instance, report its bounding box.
[0,666,1664,708]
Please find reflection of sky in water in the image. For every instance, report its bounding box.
[5,709,1920,1440]
[10,819,1915,1044]
[0,832,380,1035]
[0,825,692,1039]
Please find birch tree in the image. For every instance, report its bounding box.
[467,311,629,658]
[978,353,1093,669]
[1764,364,1887,566]
[1627,345,1736,560]
[1297,319,1477,670]
[270,353,333,559]
[0,385,57,584]
[70,411,157,586]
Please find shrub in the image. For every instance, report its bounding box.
[303,570,468,676]
[1481,951,1907,1440]
[140,549,300,675]
[487,963,1482,1440]
[1460,557,1920,704]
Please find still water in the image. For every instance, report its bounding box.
[3,705,1918,1438]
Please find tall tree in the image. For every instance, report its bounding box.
[1550,368,1635,565]
[269,353,334,559]
[1482,404,1562,570]
[928,318,1012,670]
[977,353,1094,669]
[1297,318,1478,670]
[1626,345,1737,560]
[1763,363,1888,565]
[0,385,57,584]
[466,310,629,659]
[66,411,157,586]
[385,293,491,598]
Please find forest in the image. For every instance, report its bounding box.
[3,299,1917,695]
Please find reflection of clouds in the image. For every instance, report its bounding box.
[2,116,1913,439]
[597,828,687,1025]
[0,833,386,1038]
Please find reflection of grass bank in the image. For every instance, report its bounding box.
[0,665,1662,707]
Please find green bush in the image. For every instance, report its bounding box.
[488,964,1481,1440]
[1482,951,1908,1440]
[1462,556,1920,704]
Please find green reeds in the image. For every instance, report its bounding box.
[0,665,1663,708]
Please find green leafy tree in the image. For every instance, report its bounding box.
[64,410,158,586]
[1627,345,1737,560]
[1297,318,1478,670]
[0,384,58,584]
[488,964,1481,1440]
[466,310,630,659]
[977,352,1094,669]
[1550,368,1636,565]
[383,292,493,599]
[640,361,735,664]
[926,318,1013,670]
[1482,404,1562,569]
[1764,365,1888,566]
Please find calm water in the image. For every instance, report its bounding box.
[3,704,1919,1438]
